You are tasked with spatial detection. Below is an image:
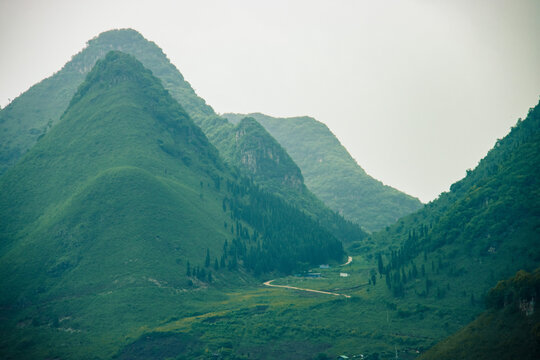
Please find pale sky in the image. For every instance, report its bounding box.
[1,0,539,202]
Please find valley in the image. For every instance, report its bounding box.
[0,28,538,360]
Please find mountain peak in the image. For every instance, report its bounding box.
[89,28,145,43]
[0,28,216,175]
[223,112,423,231]
[70,51,151,100]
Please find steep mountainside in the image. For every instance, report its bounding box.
[224,113,422,232]
[357,101,540,351]
[0,28,366,243]
[0,52,346,359]
[419,269,540,360]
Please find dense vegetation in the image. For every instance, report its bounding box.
[224,113,422,232]
[370,101,540,298]
[419,268,540,360]
[222,178,344,274]
[0,52,348,359]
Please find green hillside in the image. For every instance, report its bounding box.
[194,113,366,243]
[371,100,540,284]
[0,28,366,244]
[352,100,540,354]
[0,29,213,176]
[0,51,347,359]
[224,113,423,232]
[2,27,537,359]
[419,268,540,360]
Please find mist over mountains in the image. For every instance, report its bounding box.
[0,28,538,359]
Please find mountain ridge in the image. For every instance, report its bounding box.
[224,112,423,231]
[0,28,366,243]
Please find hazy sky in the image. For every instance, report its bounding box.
[1,0,539,202]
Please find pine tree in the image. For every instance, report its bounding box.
[214,258,219,270]
[228,256,238,270]
[205,248,210,267]
[186,261,191,276]
[198,267,206,281]
[377,253,384,275]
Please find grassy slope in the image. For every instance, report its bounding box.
[0,28,366,243]
[90,250,478,360]
[224,112,422,232]
[0,29,213,176]
[0,52,238,359]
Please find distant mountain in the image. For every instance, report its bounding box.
[224,113,423,232]
[0,51,347,358]
[194,113,365,243]
[419,268,540,360]
[0,28,366,243]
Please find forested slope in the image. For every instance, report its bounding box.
[359,101,540,355]
[224,112,422,231]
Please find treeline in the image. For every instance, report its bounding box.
[377,225,429,297]
[219,177,345,275]
[377,224,467,298]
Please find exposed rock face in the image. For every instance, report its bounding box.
[231,117,304,191]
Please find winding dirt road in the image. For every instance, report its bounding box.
[263,280,351,298]
[262,256,354,298]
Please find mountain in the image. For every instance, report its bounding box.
[192,113,366,243]
[0,28,366,243]
[419,268,540,360]
[224,113,423,232]
[0,29,211,176]
[360,101,540,354]
[0,51,346,358]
